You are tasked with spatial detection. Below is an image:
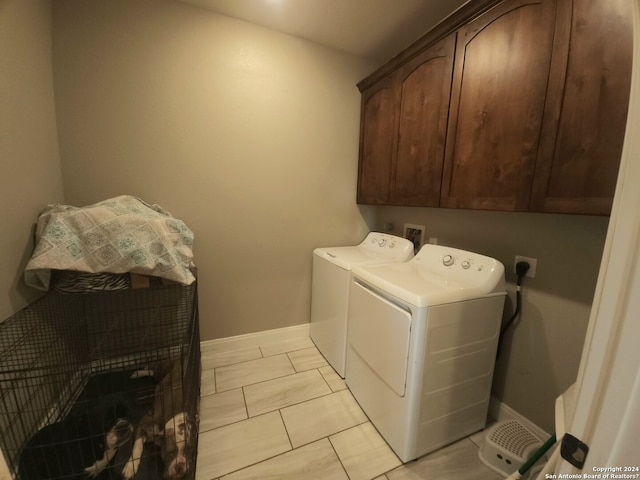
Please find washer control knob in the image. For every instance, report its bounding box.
[388,241,396,248]
[378,238,387,247]
[443,254,454,266]
[461,260,471,270]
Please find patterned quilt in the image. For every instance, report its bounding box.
[25,195,195,291]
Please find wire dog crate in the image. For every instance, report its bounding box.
[0,281,200,480]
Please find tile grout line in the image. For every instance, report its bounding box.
[200,363,340,433]
[215,366,305,394]
[212,365,218,394]
[243,371,338,419]
[213,413,296,479]
[277,408,295,452]
[213,353,295,392]
[210,347,328,391]
[286,418,371,451]
[199,385,356,436]
[241,385,249,421]
[202,344,323,370]
[326,432,353,480]
[262,344,318,357]
[284,350,296,371]
[203,349,277,372]
[202,343,319,369]
[317,364,334,391]
[217,415,367,480]
[199,410,295,478]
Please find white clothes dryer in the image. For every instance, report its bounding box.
[310,232,414,377]
[346,244,506,462]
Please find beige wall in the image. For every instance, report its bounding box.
[376,206,608,432]
[0,0,65,321]
[51,0,376,340]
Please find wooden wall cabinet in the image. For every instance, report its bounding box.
[530,0,633,215]
[356,0,632,216]
[357,35,455,206]
[357,77,397,205]
[440,0,559,211]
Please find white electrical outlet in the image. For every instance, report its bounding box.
[514,255,537,278]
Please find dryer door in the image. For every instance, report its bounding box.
[348,281,412,396]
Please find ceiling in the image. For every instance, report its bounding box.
[175,0,469,62]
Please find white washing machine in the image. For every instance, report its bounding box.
[310,232,414,378]
[346,244,506,462]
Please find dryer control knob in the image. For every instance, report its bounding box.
[378,238,387,247]
[443,254,454,266]
[461,260,471,269]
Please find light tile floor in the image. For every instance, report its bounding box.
[195,336,502,480]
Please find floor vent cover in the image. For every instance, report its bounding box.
[478,420,542,477]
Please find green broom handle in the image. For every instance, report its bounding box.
[519,433,557,475]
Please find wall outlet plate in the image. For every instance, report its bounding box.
[404,223,426,253]
[514,255,537,278]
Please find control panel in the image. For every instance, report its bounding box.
[411,244,505,291]
[361,232,414,260]
[440,253,479,271]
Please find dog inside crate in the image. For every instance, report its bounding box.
[0,280,200,480]
[19,360,186,480]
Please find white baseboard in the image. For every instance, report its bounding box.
[200,323,311,353]
[488,396,551,441]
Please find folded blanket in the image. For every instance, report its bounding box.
[25,195,195,291]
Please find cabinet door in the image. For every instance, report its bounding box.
[440,0,558,211]
[357,80,398,205]
[393,35,455,206]
[531,0,632,215]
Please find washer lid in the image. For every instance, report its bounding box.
[352,244,505,307]
[313,232,414,270]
